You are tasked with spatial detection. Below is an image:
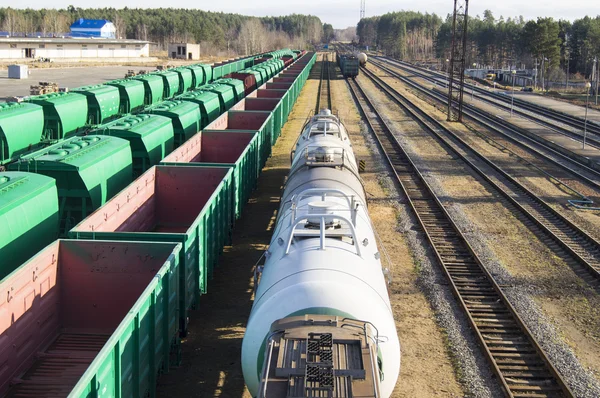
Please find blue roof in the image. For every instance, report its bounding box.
[70,19,112,29]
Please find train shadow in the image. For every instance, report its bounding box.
[156,165,287,397]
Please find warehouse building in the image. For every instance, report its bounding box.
[168,43,200,60]
[0,37,150,60]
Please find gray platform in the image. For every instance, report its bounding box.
[510,92,600,125]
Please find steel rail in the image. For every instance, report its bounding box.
[375,57,600,148]
[346,74,574,398]
[361,64,600,289]
[315,53,332,114]
[386,56,600,138]
[370,58,600,197]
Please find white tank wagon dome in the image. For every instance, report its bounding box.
[242,109,401,397]
[358,52,368,66]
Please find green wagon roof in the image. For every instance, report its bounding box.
[92,114,174,175]
[100,113,172,134]
[176,90,221,126]
[0,171,56,214]
[0,171,59,279]
[143,100,200,145]
[106,79,146,112]
[27,92,89,139]
[0,102,44,163]
[11,134,130,171]
[145,99,198,114]
[184,64,212,87]
[152,70,180,97]
[213,78,245,100]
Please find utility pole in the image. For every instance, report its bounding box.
[447,0,469,122]
[541,56,545,92]
[534,58,538,90]
[594,57,600,105]
[565,33,570,92]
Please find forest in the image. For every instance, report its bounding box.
[357,10,600,81]
[0,7,326,55]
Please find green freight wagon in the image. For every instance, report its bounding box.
[176,90,221,129]
[172,67,194,93]
[251,65,270,83]
[0,172,58,279]
[214,78,245,102]
[185,64,212,87]
[162,130,259,220]
[0,102,45,164]
[242,69,264,88]
[257,88,290,126]
[0,240,182,398]
[27,92,88,140]
[261,62,277,77]
[70,165,236,335]
[106,79,146,113]
[201,64,213,83]
[243,57,255,69]
[203,84,236,113]
[153,70,181,98]
[133,74,165,105]
[9,135,133,236]
[143,100,200,147]
[245,97,285,144]
[211,110,274,168]
[91,114,175,176]
[73,84,120,124]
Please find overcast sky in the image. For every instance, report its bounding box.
[10,0,600,29]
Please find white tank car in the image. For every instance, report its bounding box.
[242,110,401,397]
[358,52,368,66]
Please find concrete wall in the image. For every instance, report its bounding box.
[0,41,150,59]
[168,43,200,60]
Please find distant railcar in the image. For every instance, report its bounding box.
[337,52,360,78]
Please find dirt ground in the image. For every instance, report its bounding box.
[156,55,465,397]
[365,62,600,382]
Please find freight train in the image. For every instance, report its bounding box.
[0,49,303,277]
[337,52,360,78]
[242,109,401,397]
[0,51,316,397]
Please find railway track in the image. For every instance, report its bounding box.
[345,73,574,398]
[315,53,332,113]
[388,56,600,137]
[360,64,600,288]
[369,58,600,195]
[375,57,600,148]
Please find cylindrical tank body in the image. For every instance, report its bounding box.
[358,52,368,66]
[242,110,400,397]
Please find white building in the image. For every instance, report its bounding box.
[0,37,150,61]
[70,19,116,39]
[168,43,200,60]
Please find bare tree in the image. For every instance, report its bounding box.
[224,27,238,55]
[238,19,267,54]
[136,23,148,41]
[113,12,126,39]
[41,10,69,36]
[2,9,18,35]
